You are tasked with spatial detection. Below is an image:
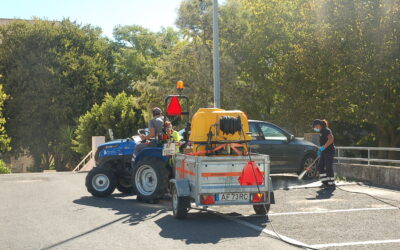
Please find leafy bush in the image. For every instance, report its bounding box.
[73,92,145,154]
[0,160,11,174]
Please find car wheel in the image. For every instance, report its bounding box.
[299,155,318,179]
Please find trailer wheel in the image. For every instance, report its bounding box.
[253,204,270,215]
[171,185,190,219]
[85,167,117,197]
[133,157,168,203]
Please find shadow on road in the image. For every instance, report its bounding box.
[43,195,167,249]
[73,194,168,226]
[154,212,262,244]
[308,188,336,200]
[73,195,263,245]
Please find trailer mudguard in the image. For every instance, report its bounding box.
[170,179,191,197]
[268,177,275,204]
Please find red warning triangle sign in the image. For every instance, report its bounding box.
[166,96,182,116]
[238,161,264,186]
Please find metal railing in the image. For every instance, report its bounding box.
[336,146,400,166]
[72,150,93,172]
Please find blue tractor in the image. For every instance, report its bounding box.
[85,84,189,203]
[85,137,138,197]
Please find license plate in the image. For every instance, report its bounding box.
[162,143,176,156]
[217,193,249,201]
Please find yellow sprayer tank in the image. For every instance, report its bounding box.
[189,108,252,154]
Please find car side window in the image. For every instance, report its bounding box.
[249,122,260,140]
[259,124,287,140]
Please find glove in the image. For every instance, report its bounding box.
[317,146,325,157]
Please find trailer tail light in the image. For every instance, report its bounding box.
[200,195,215,205]
[252,193,264,203]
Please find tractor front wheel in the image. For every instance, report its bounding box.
[85,167,117,197]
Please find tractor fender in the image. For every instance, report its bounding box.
[134,147,168,164]
[170,179,191,197]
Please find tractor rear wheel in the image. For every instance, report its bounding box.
[85,167,117,197]
[133,157,169,203]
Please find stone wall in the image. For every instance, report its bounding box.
[334,163,400,187]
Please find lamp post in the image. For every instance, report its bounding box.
[212,0,221,108]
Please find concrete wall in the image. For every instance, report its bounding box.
[80,136,105,172]
[334,163,400,187]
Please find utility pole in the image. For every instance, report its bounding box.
[212,0,221,108]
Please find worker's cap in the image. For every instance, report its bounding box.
[312,119,324,127]
[152,107,162,116]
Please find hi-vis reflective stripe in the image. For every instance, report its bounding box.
[320,173,327,177]
[176,167,195,176]
[202,172,265,177]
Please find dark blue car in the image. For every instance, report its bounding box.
[249,120,318,177]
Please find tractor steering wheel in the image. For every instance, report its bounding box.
[137,129,148,137]
[137,129,149,143]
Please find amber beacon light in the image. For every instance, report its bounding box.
[176,80,184,90]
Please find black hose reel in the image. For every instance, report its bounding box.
[219,116,242,135]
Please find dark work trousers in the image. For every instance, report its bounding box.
[318,149,335,186]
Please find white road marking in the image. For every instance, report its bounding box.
[227,207,398,218]
[207,209,313,249]
[311,239,400,248]
[268,206,398,216]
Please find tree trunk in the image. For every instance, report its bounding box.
[377,126,389,159]
[377,126,400,161]
[54,154,67,172]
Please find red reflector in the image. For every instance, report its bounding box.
[238,161,264,186]
[201,195,215,205]
[252,193,264,203]
[166,96,182,116]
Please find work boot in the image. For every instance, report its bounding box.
[325,182,336,190]
[319,180,328,188]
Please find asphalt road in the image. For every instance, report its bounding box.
[1,172,399,250]
[0,172,295,250]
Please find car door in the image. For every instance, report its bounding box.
[249,122,265,153]
[256,122,291,171]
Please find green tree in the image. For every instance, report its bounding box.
[0,82,11,153]
[276,0,400,149]
[0,19,122,171]
[73,92,145,154]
